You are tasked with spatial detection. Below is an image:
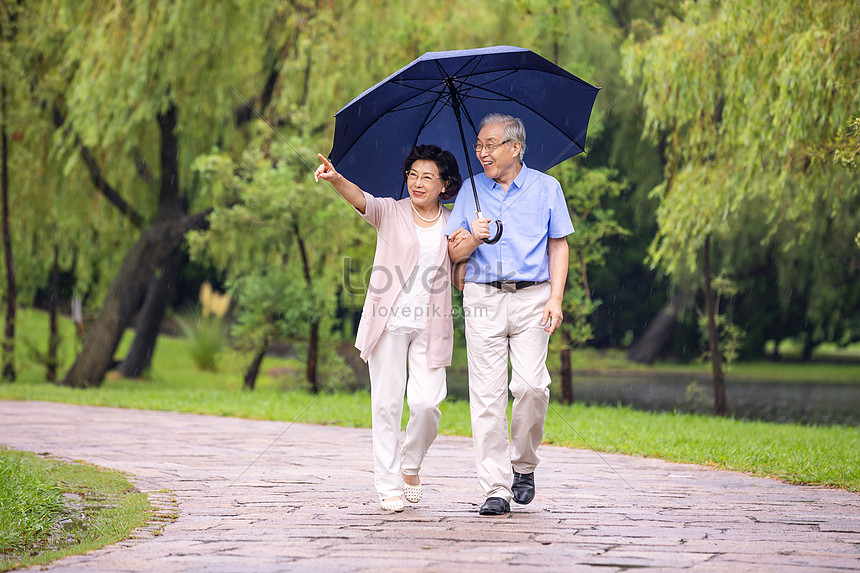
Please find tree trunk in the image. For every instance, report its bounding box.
[117,102,183,379]
[1,76,15,382]
[119,247,182,378]
[559,335,573,405]
[771,337,782,361]
[61,213,209,388]
[306,321,319,394]
[703,235,727,416]
[47,245,60,382]
[801,324,815,362]
[244,338,269,391]
[559,257,591,405]
[294,224,319,394]
[154,103,183,220]
[626,289,691,364]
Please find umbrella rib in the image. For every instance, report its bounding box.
[430,61,590,155]
[388,66,589,143]
[459,75,587,154]
[399,80,453,199]
[448,52,596,89]
[332,81,447,167]
[386,85,450,112]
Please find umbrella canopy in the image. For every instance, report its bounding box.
[329,45,600,202]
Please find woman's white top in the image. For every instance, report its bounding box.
[386,218,444,334]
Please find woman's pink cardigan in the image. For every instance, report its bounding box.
[354,192,454,368]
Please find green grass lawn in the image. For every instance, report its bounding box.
[1,308,859,495]
[0,448,150,571]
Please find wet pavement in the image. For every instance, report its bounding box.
[2,400,859,572]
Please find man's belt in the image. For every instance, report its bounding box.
[486,280,547,293]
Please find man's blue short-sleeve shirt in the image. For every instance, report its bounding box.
[445,163,574,283]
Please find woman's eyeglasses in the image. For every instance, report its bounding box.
[405,170,442,184]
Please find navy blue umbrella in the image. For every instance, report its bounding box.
[329,45,600,242]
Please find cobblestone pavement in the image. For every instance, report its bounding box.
[2,400,859,572]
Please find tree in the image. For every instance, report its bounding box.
[624,0,860,411]
[554,162,627,404]
[13,0,287,387]
[0,1,21,381]
[189,137,357,392]
[518,0,675,360]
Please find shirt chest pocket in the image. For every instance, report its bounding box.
[506,196,548,238]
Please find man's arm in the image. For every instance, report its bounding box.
[541,237,569,334]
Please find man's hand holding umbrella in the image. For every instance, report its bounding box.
[447,217,491,252]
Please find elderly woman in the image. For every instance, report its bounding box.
[315,145,464,512]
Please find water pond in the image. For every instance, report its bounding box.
[446,371,860,426]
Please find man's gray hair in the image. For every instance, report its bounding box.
[480,113,526,161]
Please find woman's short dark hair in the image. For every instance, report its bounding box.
[402,144,462,201]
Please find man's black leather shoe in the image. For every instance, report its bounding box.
[479,497,510,515]
[512,470,535,505]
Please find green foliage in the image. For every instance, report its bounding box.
[34,0,273,157]
[698,314,745,371]
[551,161,629,348]
[1,0,291,319]
[626,0,860,260]
[558,286,601,349]
[0,2,132,307]
[556,163,629,273]
[623,0,860,355]
[0,448,150,571]
[814,117,860,171]
[0,450,67,556]
[188,135,359,387]
[174,310,227,372]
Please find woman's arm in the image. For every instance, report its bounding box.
[447,220,489,263]
[314,154,367,214]
[451,261,467,291]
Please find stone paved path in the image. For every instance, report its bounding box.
[2,400,859,572]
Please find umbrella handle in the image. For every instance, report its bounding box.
[477,212,503,244]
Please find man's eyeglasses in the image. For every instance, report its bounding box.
[473,139,511,152]
[405,170,442,184]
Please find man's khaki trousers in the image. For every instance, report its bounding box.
[463,281,552,502]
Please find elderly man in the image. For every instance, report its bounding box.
[447,113,573,516]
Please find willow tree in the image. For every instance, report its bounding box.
[0,1,19,381]
[13,0,293,387]
[1,0,102,382]
[624,0,860,413]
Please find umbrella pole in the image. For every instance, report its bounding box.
[445,79,502,244]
